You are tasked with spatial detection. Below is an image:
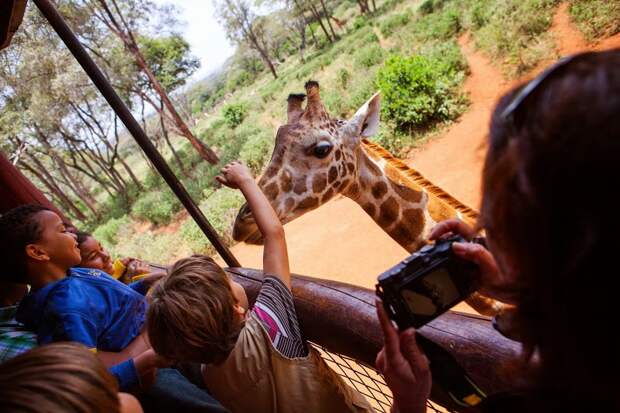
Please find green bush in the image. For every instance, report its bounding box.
[380,11,412,37]
[352,15,369,30]
[143,169,165,190]
[131,189,181,226]
[93,215,131,247]
[419,0,435,15]
[420,40,469,77]
[226,70,252,91]
[376,54,464,131]
[180,188,245,253]
[239,129,273,174]
[337,68,351,89]
[354,44,386,68]
[570,0,620,40]
[222,102,248,129]
[419,0,449,15]
[100,192,131,221]
[112,230,186,265]
[365,31,380,44]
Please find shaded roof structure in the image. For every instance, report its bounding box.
[0,0,27,50]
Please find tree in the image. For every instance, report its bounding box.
[296,0,334,43]
[79,0,219,163]
[138,34,200,91]
[215,0,279,79]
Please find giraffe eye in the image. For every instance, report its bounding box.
[313,141,333,159]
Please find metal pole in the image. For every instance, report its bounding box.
[33,0,241,267]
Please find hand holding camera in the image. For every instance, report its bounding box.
[430,219,519,306]
[376,233,481,330]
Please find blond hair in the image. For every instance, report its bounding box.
[147,255,243,364]
[0,343,120,413]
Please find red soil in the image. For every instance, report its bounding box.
[218,4,619,313]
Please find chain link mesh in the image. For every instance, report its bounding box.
[311,343,454,413]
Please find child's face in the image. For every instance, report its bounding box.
[78,236,113,274]
[29,211,81,270]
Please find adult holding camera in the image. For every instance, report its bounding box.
[376,49,620,413]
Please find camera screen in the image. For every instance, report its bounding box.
[400,267,461,321]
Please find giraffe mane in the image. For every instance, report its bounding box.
[361,139,480,226]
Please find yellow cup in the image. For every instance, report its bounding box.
[111,259,126,280]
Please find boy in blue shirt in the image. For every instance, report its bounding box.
[0,204,166,390]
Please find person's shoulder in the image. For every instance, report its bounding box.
[261,274,290,292]
[45,271,104,315]
[70,267,113,280]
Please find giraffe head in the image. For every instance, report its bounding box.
[233,80,381,244]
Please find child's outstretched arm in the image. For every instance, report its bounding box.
[217,161,291,288]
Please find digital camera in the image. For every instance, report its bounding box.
[376,236,480,329]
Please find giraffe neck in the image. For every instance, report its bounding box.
[342,145,435,252]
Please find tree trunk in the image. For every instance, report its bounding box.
[32,127,100,218]
[159,100,188,177]
[113,116,144,190]
[245,27,278,79]
[64,137,117,199]
[307,19,319,48]
[371,0,377,13]
[82,148,124,194]
[308,2,333,43]
[21,157,87,220]
[257,45,278,79]
[294,0,319,48]
[357,0,370,14]
[319,0,339,40]
[127,44,218,163]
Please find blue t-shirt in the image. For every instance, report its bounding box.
[16,267,147,350]
[15,267,148,390]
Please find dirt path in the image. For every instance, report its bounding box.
[553,3,588,55]
[403,33,506,210]
[219,3,619,312]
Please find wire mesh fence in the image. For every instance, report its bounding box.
[312,343,453,413]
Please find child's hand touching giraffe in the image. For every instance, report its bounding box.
[216,161,254,190]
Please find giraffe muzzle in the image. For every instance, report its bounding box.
[232,203,264,245]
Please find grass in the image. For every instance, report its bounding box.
[464,0,561,75]
[570,0,620,40]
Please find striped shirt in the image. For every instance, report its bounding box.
[252,276,308,358]
[0,305,37,363]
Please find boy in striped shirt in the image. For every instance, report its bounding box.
[147,161,371,413]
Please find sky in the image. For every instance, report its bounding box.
[153,0,235,83]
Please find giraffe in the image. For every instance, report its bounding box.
[233,81,502,316]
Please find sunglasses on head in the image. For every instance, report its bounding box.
[500,55,578,126]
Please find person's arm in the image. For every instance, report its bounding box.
[216,161,291,288]
[375,300,431,413]
[128,272,166,295]
[107,349,170,391]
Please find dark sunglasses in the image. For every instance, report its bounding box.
[500,55,578,125]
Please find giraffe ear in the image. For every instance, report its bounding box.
[345,92,381,140]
